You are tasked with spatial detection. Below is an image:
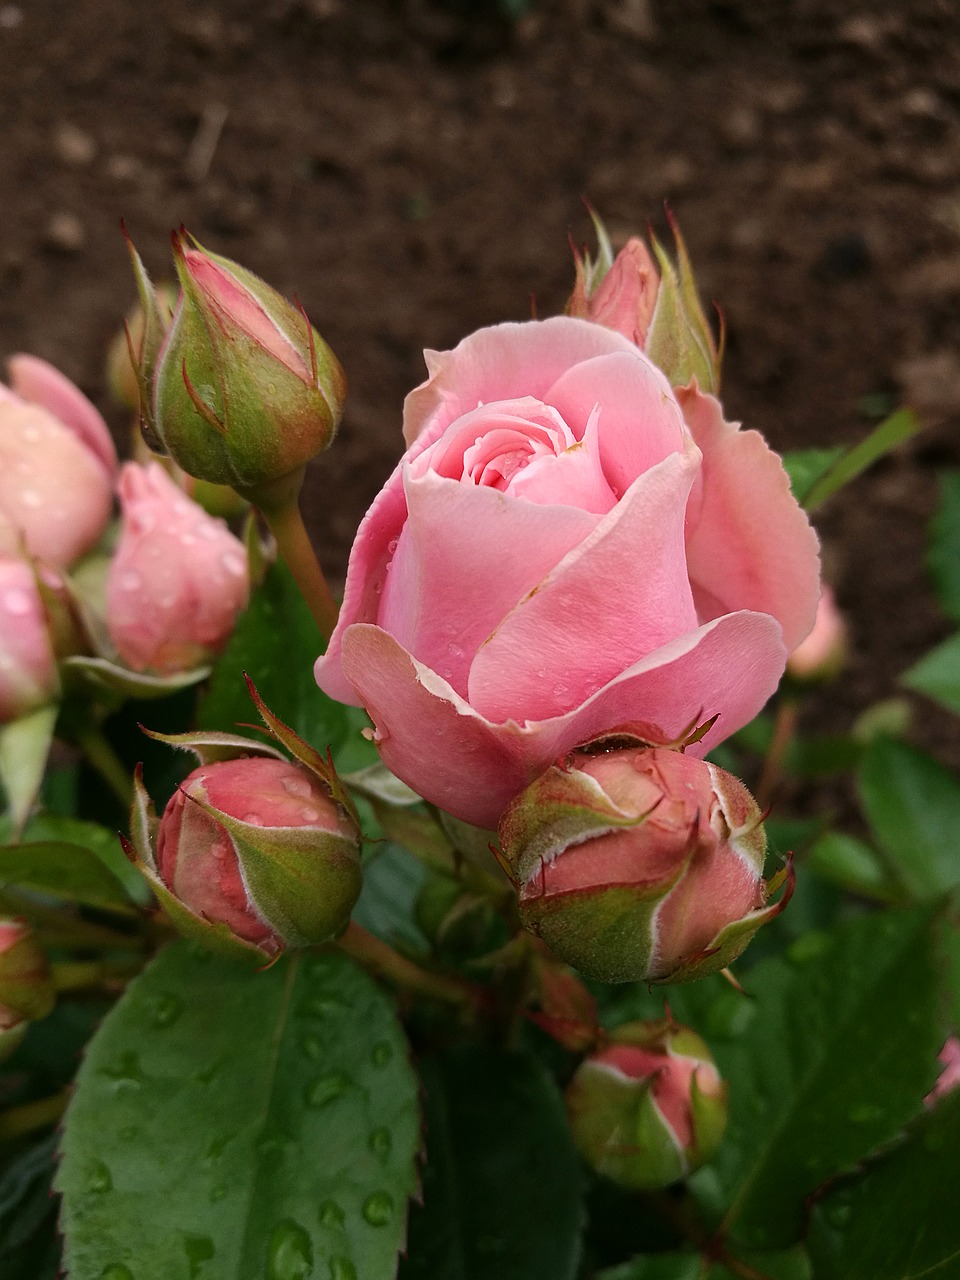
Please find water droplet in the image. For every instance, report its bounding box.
[368,1127,392,1161]
[87,1160,113,1193]
[448,643,464,660]
[151,992,183,1028]
[257,1134,292,1168]
[318,1200,345,1229]
[371,1041,393,1068]
[194,1055,223,1084]
[303,994,346,1019]
[299,806,321,822]
[300,1034,325,1061]
[20,488,41,508]
[184,1234,215,1277]
[210,1183,228,1203]
[181,532,197,547]
[198,523,217,540]
[362,1191,394,1226]
[98,1051,145,1090]
[329,1259,356,1280]
[282,774,313,798]
[387,537,399,555]
[204,1134,231,1165]
[22,424,41,444]
[2,588,33,616]
[825,1199,852,1228]
[99,1267,134,1280]
[119,570,142,592]
[305,1073,350,1109]
[308,954,337,979]
[267,1219,314,1280]
[222,551,246,577]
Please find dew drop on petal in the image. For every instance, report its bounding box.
[120,570,142,592]
[221,551,245,577]
[2,588,32,616]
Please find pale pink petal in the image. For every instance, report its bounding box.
[677,382,820,651]
[8,354,117,478]
[585,238,660,347]
[468,444,701,721]
[543,350,688,498]
[338,613,785,829]
[377,469,602,695]
[403,317,637,447]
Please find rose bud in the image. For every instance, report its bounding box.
[106,461,249,674]
[106,279,179,412]
[566,210,721,393]
[498,746,790,984]
[786,585,847,682]
[566,1019,727,1190]
[132,754,362,958]
[315,315,819,831]
[0,918,55,1061]
[138,230,345,494]
[0,554,59,723]
[0,354,116,568]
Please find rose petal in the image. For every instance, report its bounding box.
[378,469,601,695]
[678,382,820,651]
[7,354,117,478]
[339,613,785,829]
[403,316,637,447]
[544,349,688,498]
[469,443,700,722]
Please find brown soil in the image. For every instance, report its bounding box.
[3,0,960,768]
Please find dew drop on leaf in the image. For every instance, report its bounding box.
[151,993,183,1028]
[267,1219,314,1280]
[87,1160,113,1193]
[318,1200,345,1229]
[328,1259,357,1280]
[370,1041,393,1068]
[300,1034,324,1061]
[361,1191,394,1226]
[99,1267,134,1280]
[209,1184,228,1203]
[184,1234,215,1277]
[368,1127,392,1160]
[304,1073,350,1109]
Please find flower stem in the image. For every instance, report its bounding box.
[74,725,133,810]
[756,696,799,810]
[244,469,339,645]
[51,959,141,993]
[336,921,481,1010]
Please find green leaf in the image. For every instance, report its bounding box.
[781,448,845,506]
[0,814,149,904]
[929,471,960,624]
[400,1045,583,1280]
[802,410,921,513]
[197,561,376,770]
[0,840,134,913]
[695,906,943,1249]
[595,1255,702,1280]
[809,1091,960,1279]
[353,843,430,954]
[56,941,420,1280]
[806,831,903,903]
[901,631,960,715]
[0,1133,60,1280]
[0,705,57,835]
[858,739,960,898]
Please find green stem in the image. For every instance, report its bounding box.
[756,696,798,810]
[51,959,141,993]
[74,725,133,809]
[336,922,481,1010]
[0,1089,70,1142]
[245,470,339,644]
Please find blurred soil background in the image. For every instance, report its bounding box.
[2,0,960,789]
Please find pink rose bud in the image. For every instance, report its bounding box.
[786,586,847,682]
[0,918,55,1061]
[0,555,59,723]
[925,1036,960,1107]
[566,1019,727,1190]
[567,235,660,349]
[499,746,789,984]
[566,211,721,392]
[138,230,346,491]
[148,756,362,956]
[0,355,116,568]
[106,462,249,674]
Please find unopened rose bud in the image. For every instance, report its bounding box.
[106,462,249,674]
[567,235,660,349]
[566,1019,727,1190]
[107,281,179,412]
[787,586,847,682]
[141,231,345,493]
[0,918,55,1061]
[0,555,59,723]
[0,355,116,568]
[138,755,362,956]
[499,746,789,984]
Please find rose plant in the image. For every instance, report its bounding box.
[316,316,820,828]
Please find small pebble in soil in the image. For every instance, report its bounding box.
[44,212,86,254]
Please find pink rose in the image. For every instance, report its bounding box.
[316,317,820,829]
[0,355,117,568]
[0,554,59,723]
[786,584,847,681]
[106,462,249,674]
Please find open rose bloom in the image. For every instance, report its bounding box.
[317,317,820,829]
